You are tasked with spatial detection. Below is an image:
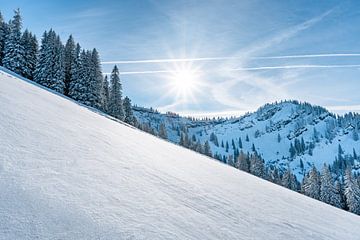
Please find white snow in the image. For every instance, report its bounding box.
[0,69,359,239]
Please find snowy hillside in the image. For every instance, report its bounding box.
[1,67,360,239]
[134,100,360,179]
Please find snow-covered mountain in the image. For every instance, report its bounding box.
[134,100,360,179]
[1,66,359,239]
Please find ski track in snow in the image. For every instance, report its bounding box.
[0,70,359,239]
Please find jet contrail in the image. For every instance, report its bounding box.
[102,64,360,75]
[230,64,360,71]
[101,57,240,64]
[254,53,360,60]
[101,53,360,65]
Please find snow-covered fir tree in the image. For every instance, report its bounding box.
[2,9,25,75]
[20,29,38,79]
[123,96,135,125]
[34,29,65,93]
[249,154,265,178]
[64,35,76,96]
[320,164,342,207]
[0,11,9,65]
[68,43,83,100]
[236,151,250,172]
[87,48,103,108]
[109,65,124,120]
[302,165,320,200]
[101,75,110,112]
[282,167,299,191]
[344,168,360,214]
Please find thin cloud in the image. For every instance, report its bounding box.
[101,53,360,65]
[255,53,360,60]
[103,64,360,75]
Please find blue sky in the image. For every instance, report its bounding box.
[2,0,360,116]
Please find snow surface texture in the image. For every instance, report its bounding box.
[0,69,359,239]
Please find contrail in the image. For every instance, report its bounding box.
[101,57,240,65]
[230,64,360,71]
[254,53,360,60]
[102,64,360,75]
[101,53,360,65]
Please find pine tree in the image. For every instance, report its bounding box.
[282,167,299,191]
[64,35,76,96]
[236,151,250,172]
[123,96,135,125]
[249,154,265,178]
[3,9,25,75]
[68,43,82,100]
[109,65,124,120]
[101,75,110,112]
[20,30,38,79]
[320,164,341,207]
[344,168,360,214]
[0,11,8,65]
[302,166,320,200]
[34,29,65,93]
[82,48,103,108]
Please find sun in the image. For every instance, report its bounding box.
[168,63,202,102]
[172,69,197,93]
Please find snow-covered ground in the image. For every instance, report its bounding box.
[0,69,359,239]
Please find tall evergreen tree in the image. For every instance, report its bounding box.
[69,49,100,107]
[249,154,265,178]
[34,29,65,93]
[20,29,38,79]
[3,9,25,75]
[123,96,135,125]
[282,168,299,191]
[0,11,8,65]
[64,35,76,96]
[109,65,124,120]
[344,168,360,214]
[101,75,110,112]
[68,43,82,100]
[320,164,341,207]
[302,165,320,200]
[236,151,250,172]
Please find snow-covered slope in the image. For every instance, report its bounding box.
[0,69,359,239]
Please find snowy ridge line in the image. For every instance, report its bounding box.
[0,66,137,130]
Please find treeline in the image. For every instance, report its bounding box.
[175,124,360,215]
[0,9,135,125]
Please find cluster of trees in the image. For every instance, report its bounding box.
[302,165,360,215]
[0,9,135,125]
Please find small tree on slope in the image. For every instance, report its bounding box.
[109,65,124,120]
